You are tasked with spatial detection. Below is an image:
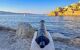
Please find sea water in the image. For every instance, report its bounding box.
[0,15,80,37]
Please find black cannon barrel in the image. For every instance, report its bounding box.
[37,20,46,36]
[35,20,50,48]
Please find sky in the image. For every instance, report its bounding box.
[0,0,79,14]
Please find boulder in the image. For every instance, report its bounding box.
[51,33,70,40]
[16,22,35,38]
[51,33,71,45]
[52,33,80,47]
[70,38,80,47]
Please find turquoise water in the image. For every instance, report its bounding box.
[0,15,80,37]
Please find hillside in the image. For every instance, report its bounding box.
[0,11,23,15]
[48,2,80,16]
[0,11,36,15]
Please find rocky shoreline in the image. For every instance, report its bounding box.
[0,23,80,50]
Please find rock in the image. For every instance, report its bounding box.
[16,22,35,39]
[0,26,16,33]
[52,33,80,47]
[53,37,70,44]
[51,33,70,39]
[70,38,80,47]
[10,38,31,50]
[52,33,71,45]
[51,33,70,42]
[55,48,62,50]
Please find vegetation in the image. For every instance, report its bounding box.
[48,2,80,16]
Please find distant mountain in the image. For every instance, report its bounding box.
[0,11,45,16]
[0,11,19,14]
[0,11,35,15]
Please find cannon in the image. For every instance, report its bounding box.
[30,20,55,50]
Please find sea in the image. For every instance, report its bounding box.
[0,15,80,37]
